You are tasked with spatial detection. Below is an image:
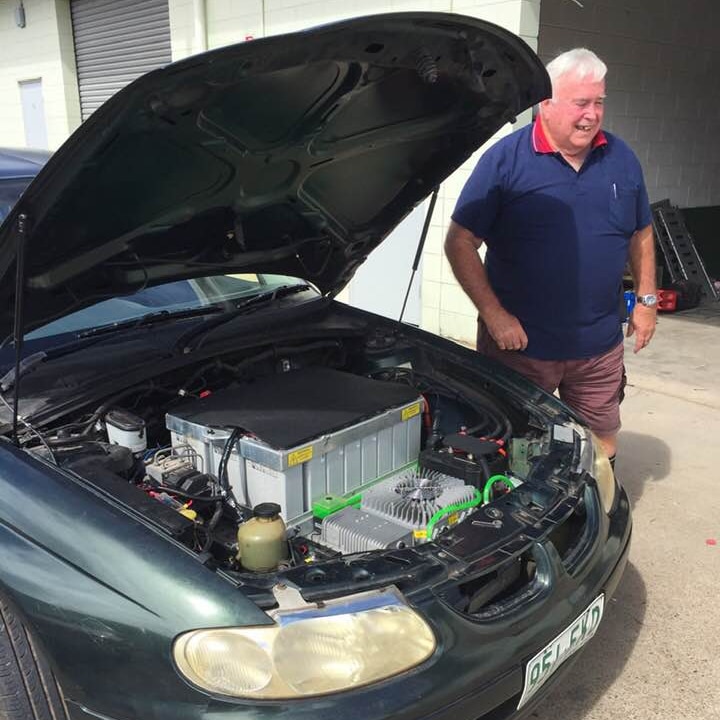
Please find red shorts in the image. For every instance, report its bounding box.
[477,323,626,436]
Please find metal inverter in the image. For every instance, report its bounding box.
[165,367,423,524]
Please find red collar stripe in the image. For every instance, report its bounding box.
[532,118,608,153]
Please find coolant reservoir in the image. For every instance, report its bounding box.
[236,503,289,572]
[105,409,147,455]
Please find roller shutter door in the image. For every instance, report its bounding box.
[71,0,171,120]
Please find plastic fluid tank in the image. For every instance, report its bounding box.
[237,503,289,572]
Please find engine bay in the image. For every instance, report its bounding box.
[21,327,573,596]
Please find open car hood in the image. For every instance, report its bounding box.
[0,12,549,338]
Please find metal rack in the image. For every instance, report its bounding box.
[651,200,718,301]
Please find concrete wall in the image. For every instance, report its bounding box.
[539,0,720,208]
[0,0,81,149]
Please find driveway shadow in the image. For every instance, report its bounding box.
[661,301,720,329]
[528,561,646,719]
[615,431,672,508]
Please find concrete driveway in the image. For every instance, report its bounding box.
[531,303,720,720]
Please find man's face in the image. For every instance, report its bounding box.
[540,74,606,155]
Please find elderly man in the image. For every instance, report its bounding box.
[444,48,656,464]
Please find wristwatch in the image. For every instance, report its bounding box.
[637,293,658,308]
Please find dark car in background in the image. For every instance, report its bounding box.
[0,147,52,223]
[0,13,630,720]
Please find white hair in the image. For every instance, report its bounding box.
[546,48,607,87]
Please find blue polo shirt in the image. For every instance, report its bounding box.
[452,119,652,360]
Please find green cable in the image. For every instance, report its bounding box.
[482,474,515,505]
[426,488,483,541]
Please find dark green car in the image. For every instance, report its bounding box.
[0,13,630,720]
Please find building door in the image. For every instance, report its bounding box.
[71,0,172,120]
[19,79,49,149]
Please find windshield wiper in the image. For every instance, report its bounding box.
[77,305,223,339]
[174,284,313,354]
[0,306,224,393]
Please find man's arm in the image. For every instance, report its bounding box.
[627,223,657,353]
[444,220,528,351]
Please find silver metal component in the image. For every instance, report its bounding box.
[268,585,410,623]
[562,419,592,475]
[471,519,502,529]
[361,467,474,529]
[321,467,479,553]
[145,444,201,484]
[166,397,423,523]
[552,424,574,445]
[320,506,412,554]
[167,401,421,473]
[272,583,309,611]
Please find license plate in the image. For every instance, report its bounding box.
[517,594,605,710]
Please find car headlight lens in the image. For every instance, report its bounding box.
[591,433,617,514]
[173,587,436,698]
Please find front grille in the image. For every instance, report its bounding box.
[551,484,597,574]
[547,503,587,562]
[445,492,598,616]
[446,549,540,617]
[437,481,599,618]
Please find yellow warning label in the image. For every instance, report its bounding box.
[288,446,314,467]
[413,529,427,539]
[402,403,421,422]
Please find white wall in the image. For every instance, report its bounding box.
[0,0,81,150]
[539,0,720,208]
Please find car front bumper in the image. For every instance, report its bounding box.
[65,483,632,720]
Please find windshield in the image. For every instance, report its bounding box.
[0,177,33,223]
[26,273,312,341]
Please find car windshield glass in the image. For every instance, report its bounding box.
[0,178,33,223]
[25,273,312,341]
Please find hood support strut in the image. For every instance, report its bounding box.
[398,187,439,326]
[10,213,28,445]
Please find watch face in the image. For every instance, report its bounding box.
[639,294,657,307]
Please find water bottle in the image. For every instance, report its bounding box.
[623,290,636,324]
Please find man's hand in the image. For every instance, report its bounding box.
[626,304,656,353]
[628,223,657,353]
[444,222,528,351]
[484,306,528,351]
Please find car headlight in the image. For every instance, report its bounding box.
[590,433,617,515]
[173,586,436,698]
[572,423,617,515]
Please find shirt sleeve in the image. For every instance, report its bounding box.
[451,143,506,240]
